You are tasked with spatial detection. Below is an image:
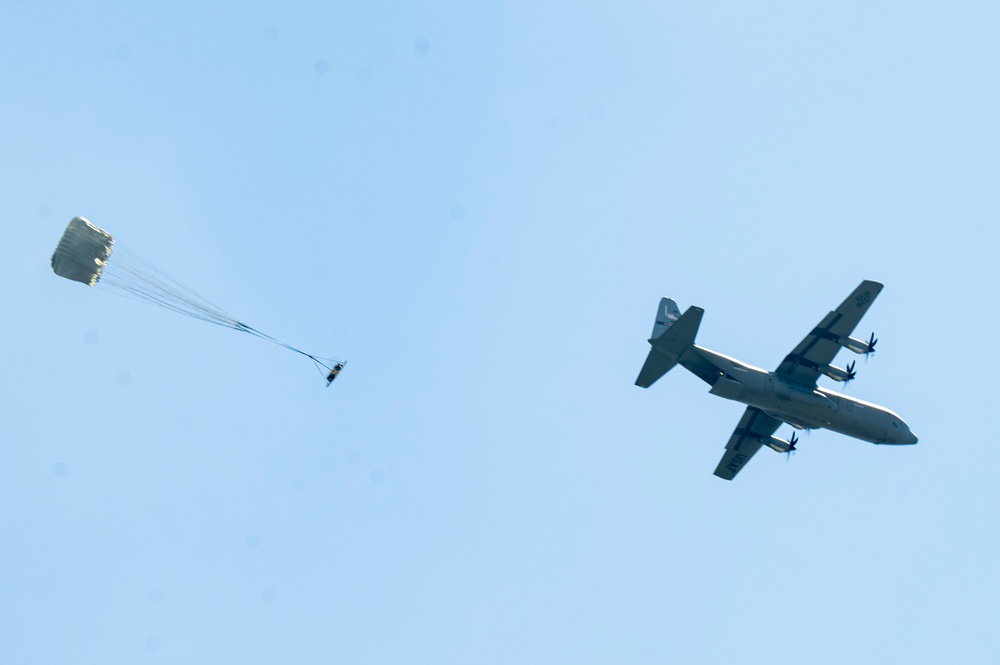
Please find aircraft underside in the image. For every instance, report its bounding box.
[706,374,889,443]
[636,280,917,479]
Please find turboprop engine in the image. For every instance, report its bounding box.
[838,332,877,355]
[764,432,798,454]
[821,360,857,383]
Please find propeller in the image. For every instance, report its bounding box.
[785,432,798,461]
[866,332,878,354]
[845,359,857,384]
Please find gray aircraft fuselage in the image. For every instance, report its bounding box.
[692,346,917,445]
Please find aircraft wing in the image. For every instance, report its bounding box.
[713,407,783,480]
[774,280,883,387]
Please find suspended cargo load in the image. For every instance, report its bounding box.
[50,216,345,384]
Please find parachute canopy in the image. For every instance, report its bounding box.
[50,216,344,382]
[51,217,114,286]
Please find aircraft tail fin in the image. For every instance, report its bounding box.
[635,300,703,388]
[650,298,682,340]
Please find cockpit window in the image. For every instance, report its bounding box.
[892,421,898,428]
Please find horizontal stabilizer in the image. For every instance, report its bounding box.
[636,349,679,388]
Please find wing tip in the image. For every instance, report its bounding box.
[862,278,884,290]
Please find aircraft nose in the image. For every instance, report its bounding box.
[905,430,918,445]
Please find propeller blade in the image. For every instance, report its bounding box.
[868,332,878,353]
[785,431,798,461]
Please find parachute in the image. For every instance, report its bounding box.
[51,217,345,382]
[51,217,114,286]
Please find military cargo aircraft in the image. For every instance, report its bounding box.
[635,280,917,480]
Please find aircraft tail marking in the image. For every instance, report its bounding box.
[650,298,682,340]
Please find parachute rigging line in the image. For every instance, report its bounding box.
[51,217,345,380]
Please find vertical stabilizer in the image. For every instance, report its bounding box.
[636,300,703,388]
[651,298,682,340]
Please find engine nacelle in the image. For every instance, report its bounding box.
[764,435,794,453]
[821,364,853,382]
[838,336,871,354]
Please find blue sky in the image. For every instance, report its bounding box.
[2,1,998,663]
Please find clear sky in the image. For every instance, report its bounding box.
[2,1,998,663]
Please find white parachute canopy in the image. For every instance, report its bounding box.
[51,217,113,286]
[51,216,344,380]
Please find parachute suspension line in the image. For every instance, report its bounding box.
[100,266,228,325]
[100,272,237,327]
[94,242,344,374]
[231,322,344,373]
[99,244,241,329]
